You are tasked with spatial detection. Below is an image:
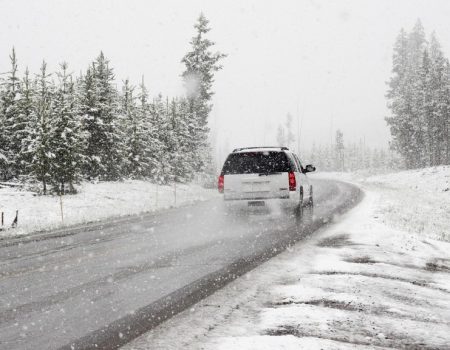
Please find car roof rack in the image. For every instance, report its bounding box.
[232,146,289,152]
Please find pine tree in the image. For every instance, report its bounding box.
[443,60,450,164]
[181,13,226,174]
[50,62,85,194]
[78,65,99,178]
[136,77,161,179]
[16,68,35,176]
[335,129,345,171]
[95,52,124,180]
[418,47,432,166]
[0,71,8,179]
[150,94,172,183]
[386,28,409,160]
[285,113,295,149]
[428,33,447,165]
[27,61,54,194]
[168,97,196,182]
[387,21,428,168]
[406,20,427,168]
[276,124,285,146]
[80,52,123,180]
[0,48,21,179]
[121,78,150,178]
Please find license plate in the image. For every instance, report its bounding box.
[248,201,265,207]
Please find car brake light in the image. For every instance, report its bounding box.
[218,174,224,193]
[288,171,296,191]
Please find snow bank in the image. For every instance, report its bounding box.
[0,180,218,238]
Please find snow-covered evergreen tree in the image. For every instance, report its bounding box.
[26,61,54,194]
[16,68,35,177]
[275,114,296,149]
[443,60,450,164]
[80,52,123,180]
[121,78,152,178]
[50,62,85,193]
[181,13,226,174]
[0,94,6,179]
[428,34,448,165]
[149,94,172,183]
[178,97,202,180]
[168,97,198,182]
[418,47,433,166]
[335,129,345,171]
[387,22,425,168]
[77,65,98,178]
[136,77,161,179]
[276,125,285,146]
[285,113,295,149]
[0,48,21,179]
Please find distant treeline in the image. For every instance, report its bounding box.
[387,20,450,168]
[0,14,225,194]
[274,115,399,173]
[301,130,400,172]
[304,142,400,173]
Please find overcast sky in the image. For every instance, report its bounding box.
[2,0,450,159]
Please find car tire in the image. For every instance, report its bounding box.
[308,185,314,207]
[295,188,304,217]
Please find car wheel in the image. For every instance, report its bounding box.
[308,185,314,207]
[295,188,304,217]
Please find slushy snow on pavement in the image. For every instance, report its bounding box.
[123,167,450,349]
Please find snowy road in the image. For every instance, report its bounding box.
[0,179,361,350]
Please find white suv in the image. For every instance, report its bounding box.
[218,147,315,214]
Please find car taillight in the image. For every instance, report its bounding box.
[288,171,296,191]
[218,174,224,193]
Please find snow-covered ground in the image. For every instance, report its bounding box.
[0,180,218,238]
[364,166,450,241]
[123,167,450,349]
[315,166,450,241]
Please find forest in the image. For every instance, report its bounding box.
[0,14,225,194]
[387,20,450,168]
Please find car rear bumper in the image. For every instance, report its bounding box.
[223,189,291,201]
[223,195,298,212]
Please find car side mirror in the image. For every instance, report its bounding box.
[305,164,316,173]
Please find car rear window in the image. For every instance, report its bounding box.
[221,151,293,175]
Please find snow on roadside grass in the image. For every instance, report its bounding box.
[314,166,450,241]
[123,170,450,350]
[0,180,218,238]
[364,166,450,241]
